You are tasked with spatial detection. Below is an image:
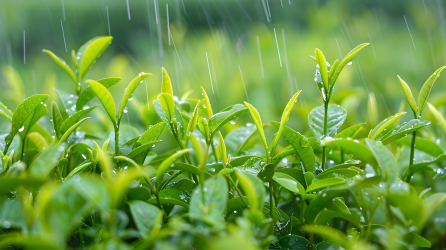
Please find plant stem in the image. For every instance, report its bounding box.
[340,148,345,163]
[227,176,248,207]
[20,136,26,161]
[210,140,218,162]
[269,179,278,236]
[114,126,120,156]
[409,131,416,166]
[322,101,329,171]
[198,143,210,204]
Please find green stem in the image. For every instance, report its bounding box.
[322,101,329,171]
[2,143,9,156]
[210,140,218,162]
[174,135,193,164]
[269,180,275,224]
[340,148,345,163]
[114,126,120,156]
[20,136,26,161]
[198,143,210,204]
[227,176,248,207]
[409,131,416,166]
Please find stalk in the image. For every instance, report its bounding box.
[114,126,120,156]
[20,136,26,161]
[322,100,329,171]
[198,143,210,204]
[409,131,416,166]
[269,179,276,233]
[227,176,248,207]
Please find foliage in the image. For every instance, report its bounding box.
[1,37,446,250]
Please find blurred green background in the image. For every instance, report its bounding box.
[1,0,445,140]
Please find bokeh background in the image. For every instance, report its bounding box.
[1,0,446,142]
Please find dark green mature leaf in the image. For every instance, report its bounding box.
[6,94,48,143]
[306,178,345,193]
[273,172,305,194]
[208,104,248,135]
[59,105,98,137]
[28,145,65,177]
[190,175,228,225]
[334,123,364,138]
[236,157,266,176]
[117,73,152,121]
[276,167,308,188]
[396,137,443,157]
[271,121,315,173]
[129,201,163,238]
[277,235,311,249]
[380,119,430,145]
[308,104,347,140]
[365,139,398,183]
[76,36,113,80]
[42,49,77,84]
[236,170,265,211]
[76,77,121,111]
[418,66,446,115]
[369,112,406,140]
[324,138,378,167]
[87,80,116,126]
[257,163,275,182]
[397,76,417,115]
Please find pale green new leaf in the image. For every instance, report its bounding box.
[77,36,113,80]
[42,49,77,84]
[157,93,175,122]
[306,178,345,193]
[334,123,364,138]
[117,73,152,120]
[369,112,406,140]
[301,225,353,250]
[329,43,369,86]
[315,49,329,90]
[201,86,213,119]
[324,138,378,167]
[185,103,199,144]
[244,102,268,155]
[28,145,65,177]
[51,102,64,139]
[59,105,98,137]
[236,170,265,210]
[6,94,49,144]
[428,103,446,139]
[270,91,301,155]
[397,75,417,116]
[208,104,247,135]
[129,201,163,238]
[87,80,116,126]
[156,149,190,182]
[0,102,13,122]
[272,172,305,195]
[59,117,90,143]
[161,67,174,96]
[76,77,121,111]
[418,66,446,115]
[380,119,430,145]
[328,59,339,81]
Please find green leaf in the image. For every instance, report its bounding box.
[276,168,308,189]
[76,77,121,111]
[396,136,443,157]
[126,140,162,164]
[301,225,353,250]
[59,117,90,143]
[169,162,213,179]
[28,145,65,177]
[271,121,315,173]
[66,162,92,179]
[225,124,257,156]
[329,43,369,86]
[217,132,228,166]
[418,66,446,115]
[156,93,175,123]
[156,149,190,183]
[51,102,64,139]
[324,138,378,167]
[42,49,77,84]
[271,91,301,154]
[190,175,228,225]
[87,80,116,126]
[128,201,163,238]
[421,193,446,229]
[315,49,329,90]
[314,169,359,181]
[403,154,446,180]
[134,122,165,148]
[197,117,210,142]
[59,105,98,137]
[380,119,430,145]
[334,123,364,138]
[257,163,275,182]
[22,103,47,136]
[365,139,398,183]
[272,172,305,194]
[235,157,266,176]
[6,94,49,144]
[369,112,406,140]
[428,103,446,139]
[397,75,417,115]
[185,103,199,144]
[244,102,268,155]
[314,209,360,227]
[71,50,78,68]
[208,104,248,135]
[236,169,265,210]
[308,104,347,140]
[277,235,311,249]
[77,36,113,80]
[0,101,13,122]
[328,59,339,81]
[117,73,152,120]
[161,67,174,96]
[306,178,345,193]
[200,86,213,119]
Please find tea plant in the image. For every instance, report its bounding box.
[1,36,446,250]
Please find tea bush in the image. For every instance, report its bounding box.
[1,36,446,250]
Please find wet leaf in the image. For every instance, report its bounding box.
[369,112,406,140]
[397,75,417,115]
[118,73,152,121]
[418,66,446,115]
[129,201,163,238]
[236,169,265,210]
[87,80,116,126]
[272,172,305,194]
[308,104,347,140]
[208,104,248,135]
[77,36,113,80]
[42,49,77,84]
[76,77,121,111]
[380,119,430,145]
[365,139,398,183]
